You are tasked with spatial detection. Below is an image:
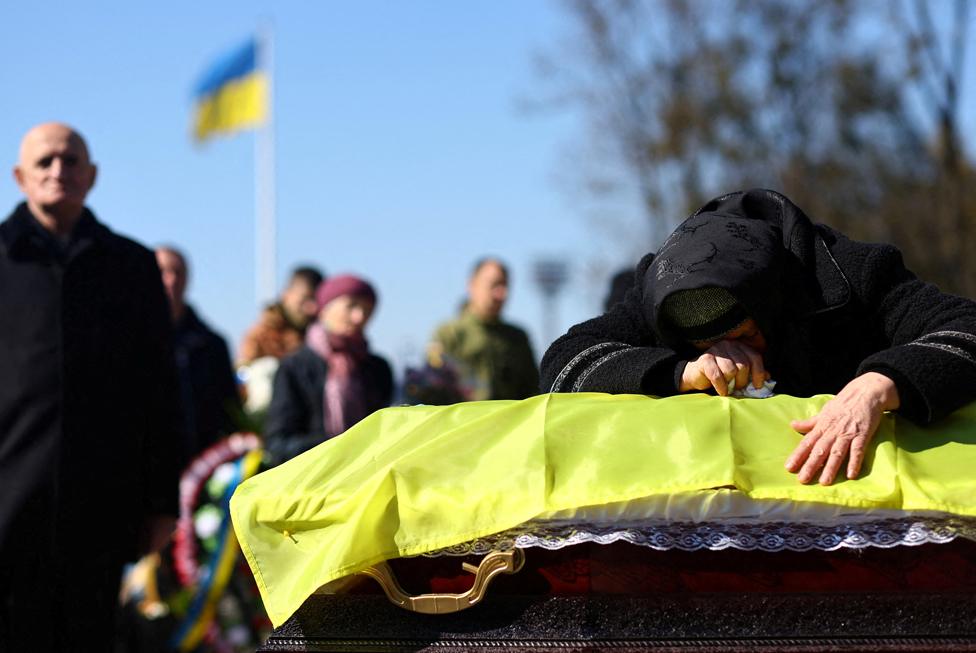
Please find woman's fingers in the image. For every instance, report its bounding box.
[681,340,768,396]
[818,440,850,485]
[786,418,849,485]
[790,417,817,433]
[846,434,868,479]
[679,340,769,397]
[725,341,764,389]
[796,432,835,484]
[744,347,767,389]
[699,355,730,396]
[710,341,755,394]
[733,358,751,394]
[786,375,893,485]
[784,423,818,471]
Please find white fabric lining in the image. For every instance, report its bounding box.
[538,489,942,524]
[421,490,975,556]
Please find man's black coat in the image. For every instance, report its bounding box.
[173,305,242,465]
[0,203,181,646]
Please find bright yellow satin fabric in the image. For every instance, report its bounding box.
[230,393,976,626]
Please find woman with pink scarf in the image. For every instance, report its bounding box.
[264,274,393,466]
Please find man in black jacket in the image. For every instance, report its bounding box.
[0,123,181,650]
[542,189,976,487]
[156,245,242,465]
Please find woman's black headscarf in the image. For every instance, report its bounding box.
[643,189,851,396]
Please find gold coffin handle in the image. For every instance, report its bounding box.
[358,548,525,614]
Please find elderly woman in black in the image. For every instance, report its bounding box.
[541,189,976,486]
[264,274,393,466]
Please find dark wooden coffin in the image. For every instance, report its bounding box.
[259,539,976,652]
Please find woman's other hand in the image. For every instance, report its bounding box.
[785,372,900,485]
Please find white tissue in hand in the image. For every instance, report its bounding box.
[727,379,777,398]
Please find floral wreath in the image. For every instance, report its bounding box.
[170,433,263,652]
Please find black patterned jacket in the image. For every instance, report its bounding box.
[541,189,976,425]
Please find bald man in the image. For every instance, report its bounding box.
[0,124,182,649]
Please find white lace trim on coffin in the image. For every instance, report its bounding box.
[425,516,976,556]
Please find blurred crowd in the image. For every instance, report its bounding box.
[0,123,563,652]
[182,255,547,470]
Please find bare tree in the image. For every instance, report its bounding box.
[537,0,975,296]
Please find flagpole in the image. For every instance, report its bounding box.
[255,21,277,307]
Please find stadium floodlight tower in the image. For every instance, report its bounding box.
[532,258,570,351]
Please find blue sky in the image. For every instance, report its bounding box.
[3,2,974,379]
[0,1,619,375]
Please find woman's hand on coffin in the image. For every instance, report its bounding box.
[785,372,900,485]
[679,340,768,397]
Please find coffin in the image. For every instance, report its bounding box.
[230,393,976,652]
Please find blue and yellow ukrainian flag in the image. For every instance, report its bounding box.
[192,38,268,142]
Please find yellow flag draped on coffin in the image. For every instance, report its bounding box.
[230,393,976,626]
